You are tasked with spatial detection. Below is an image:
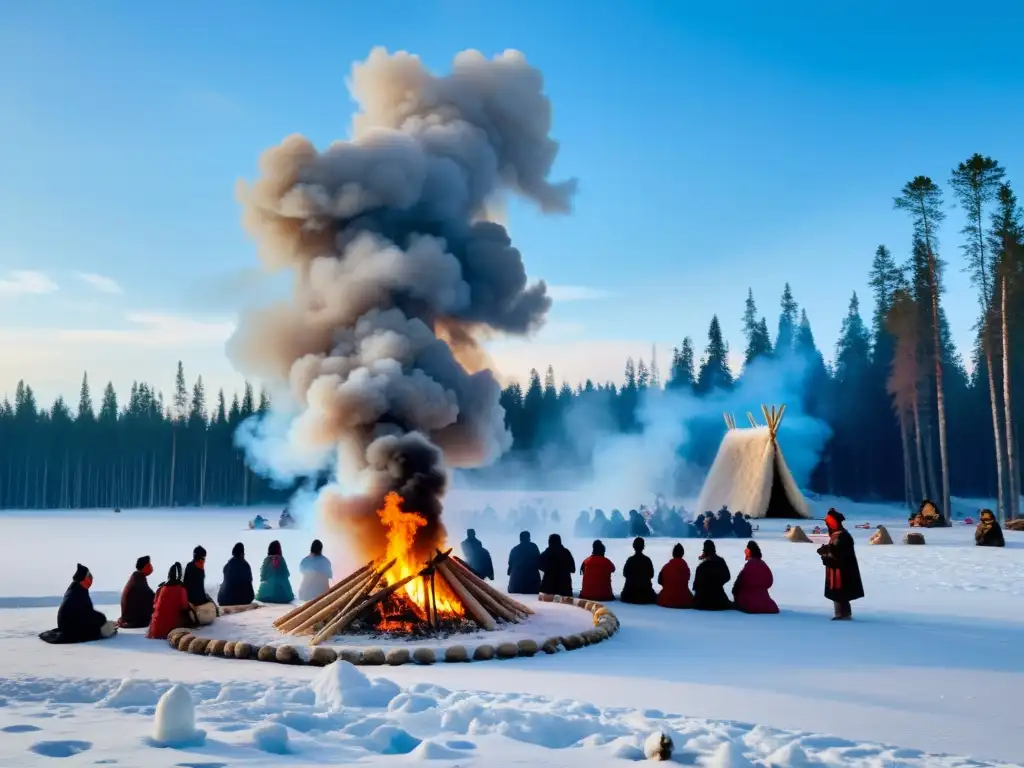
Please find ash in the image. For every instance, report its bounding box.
[348,616,503,640]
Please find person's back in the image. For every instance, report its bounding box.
[732,513,753,538]
[257,540,294,604]
[218,542,255,606]
[574,511,591,539]
[579,541,615,601]
[183,546,212,606]
[538,533,576,596]
[507,532,541,594]
[149,563,192,639]
[657,544,693,608]
[118,556,156,628]
[460,530,495,580]
[732,541,778,614]
[620,537,656,604]
[299,539,333,600]
[693,541,732,610]
[52,564,110,643]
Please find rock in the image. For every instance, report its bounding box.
[339,649,363,665]
[444,645,469,663]
[538,593,554,602]
[785,525,812,543]
[362,648,386,666]
[541,640,559,654]
[575,598,590,609]
[176,633,195,651]
[869,526,894,545]
[276,645,300,664]
[385,648,411,666]
[583,630,601,644]
[577,632,591,646]
[1007,519,1024,532]
[516,639,538,657]
[592,607,610,621]
[412,647,436,665]
[559,595,575,604]
[187,637,209,655]
[904,532,926,545]
[205,639,226,656]
[233,642,252,660]
[222,641,236,657]
[592,628,608,641]
[562,634,583,650]
[309,647,338,667]
[472,644,495,661]
[496,642,518,659]
[257,645,278,662]
[167,628,189,647]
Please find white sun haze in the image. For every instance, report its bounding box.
[545,284,611,301]
[0,269,59,296]
[74,271,123,295]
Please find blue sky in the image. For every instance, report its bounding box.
[2,0,1024,406]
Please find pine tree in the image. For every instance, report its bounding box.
[667,337,697,392]
[623,358,637,390]
[776,283,798,354]
[649,345,660,389]
[696,316,733,394]
[77,372,94,421]
[637,359,650,389]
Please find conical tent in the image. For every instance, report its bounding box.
[695,405,811,520]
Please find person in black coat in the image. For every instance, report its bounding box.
[975,509,1006,548]
[628,510,651,537]
[117,555,156,628]
[460,529,495,580]
[692,540,733,610]
[183,546,215,607]
[40,564,115,644]
[507,531,542,594]
[218,542,255,606]
[818,509,865,620]
[573,510,592,538]
[732,512,753,538]
[538,533,576,596]
[604,510,629,538]
[620,537,657,604]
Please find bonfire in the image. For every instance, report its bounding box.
[274,493,533,645]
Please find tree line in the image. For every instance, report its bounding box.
[1,154,1021,518]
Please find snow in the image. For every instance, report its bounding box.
[1,490,1023,766]
[150,683,206,748]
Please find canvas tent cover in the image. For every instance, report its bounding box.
[695,414,810,520]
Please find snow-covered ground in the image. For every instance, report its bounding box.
[2,490,1022,766]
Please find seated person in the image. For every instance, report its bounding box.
[628,509,651,537]
[117,555,156,628]
[712,507,734,538]
[460,529,495,580]
[732,512,753,538]
[507,531,542,595]
[183,546,218,624]
[912,499,945,528]
[249,514,269,530]
[218,542,255,606]
[620,537,657,604]
[538,533,576,597]
[299,539,333,601]
[278,509,295,528]
[148,562,193,639]
[579,540,616,601]
[40,564,116,644]
[732,541,779,614]
[975,508,1005,548]
[692,541,733,611]
[657,543,693,608]
[256,540,294,604]
[573,510,592,539]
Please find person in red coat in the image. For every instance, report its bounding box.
[147,562,193,640]
[732,541,779,614]
[579,540,616,601]
[656,543,693,608]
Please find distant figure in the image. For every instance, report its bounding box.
[218,542,255,606]
[732,541,779,614]
[579,540,616,602]
[460,529,495,581]
[256,540,294,604]
[117,555,156,629]
[538,533,576,597]
[279,508,296,528]
[40,564,116,644]
[713,507,734,538]
[732,512,753,538]
[574,510,592,538]
[692,540,733,611]
[620,537,657,604]
[550,509,561,524]
[657,543,693,608]
[975,509,1005,548]
[249,514,270,530]
[183,546,218,625]
[605,510,629,538]
[507,531,542,594]
[148,562,192,639]
[910,499,945,528]
[818,509,864,620]
[628,509,651,537]
[299,539,334,600]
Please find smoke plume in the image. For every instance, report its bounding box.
[228,47,576,562]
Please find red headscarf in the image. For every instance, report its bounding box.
[825,509,845,532]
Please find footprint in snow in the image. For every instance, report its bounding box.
[29,739,93,758]
[1,724,42,733]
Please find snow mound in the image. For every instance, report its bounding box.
[252,722,290,754]
[150,684,206,748]
[358,724,421,755]
[387,692,439,714]
[410,739,464,760]
[311,660,400,709]
[643,730,674,761]
[706,741,755,768]
[98,678,162,708]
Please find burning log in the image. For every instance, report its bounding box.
[451,555,534,617]
[272,560,375,629]
[435,560,496,631]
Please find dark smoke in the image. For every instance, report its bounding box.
[227,47,576,562]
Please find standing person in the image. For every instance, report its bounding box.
[620,537,656,604]
[692,540,733,610]
[117,556,156,628]
[538,533,576,597]
[507,531,541,595]
[298,539,333,600]
[579,540,616,601]
[460,529,495,580]
[256,540,295,604]
[656,543,693,608]
[218,542,255,607]
[183,546,218,625]
[148,562,192,639]
[818,509,865,620]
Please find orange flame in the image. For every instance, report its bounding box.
[376,492,463,626]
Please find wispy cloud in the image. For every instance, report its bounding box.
[74,272,123,295]
[0,311,235,352]
[546,284,612,301]
[0,270,59,296]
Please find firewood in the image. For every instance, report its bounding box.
[436,561,496,631]
[451,555,534,616]
[450,566,518,623]
[273,560,374,628]
[310,570,420,645]
[279,558,393,634]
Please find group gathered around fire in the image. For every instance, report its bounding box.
[40,494,1010,644]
